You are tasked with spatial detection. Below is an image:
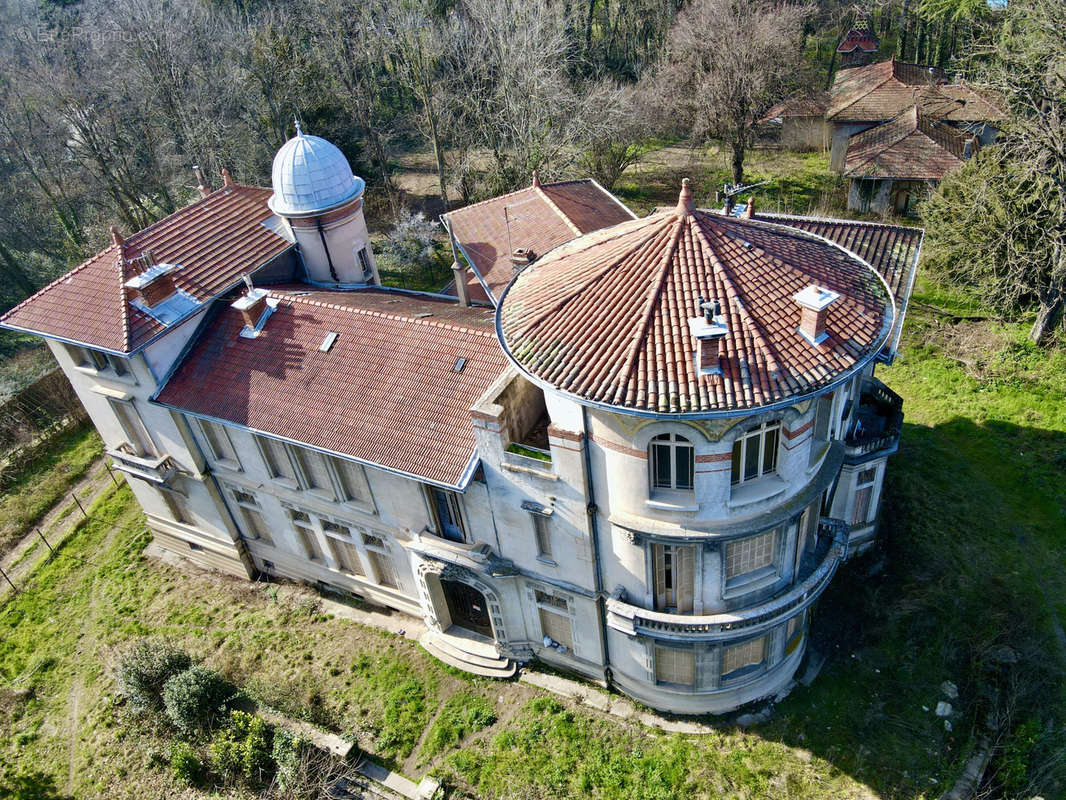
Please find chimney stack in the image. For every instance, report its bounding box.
[452,261,471,307]
[221,167,235,187]
[688,295,728,375]
[794,285,840,345]
[110,225,125,246]
[124,252,182,308]
[231,275,272,336]
[742,197,755,219]
[511,248,536,271]
[193,165,210,198]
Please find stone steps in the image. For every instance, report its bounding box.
[419,630,516,678]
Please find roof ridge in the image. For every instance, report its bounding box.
[126,184,270,247]
[534,185,583,237]
[443,179,596,220]
[0,244,122,323]
[270,291,498,338]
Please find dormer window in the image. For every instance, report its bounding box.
[650,433,694,493]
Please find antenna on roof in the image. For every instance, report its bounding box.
[719,180,769,215]
[294,115,303,136]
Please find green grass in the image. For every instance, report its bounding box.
[0,425,102,555]
[506,442,552,462]
[417,690,496,764]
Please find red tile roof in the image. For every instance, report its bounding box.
[498,200,894,415]
[443,179,636,304]
[154,288,506,488]
[753,213,922,357]
[827,59,1003,124]
[760,92,830,123]
[844,106,973,179]
[0,184,292,353]
[837,29,879,53]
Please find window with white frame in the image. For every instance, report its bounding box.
[731,422,780,485]
[652,542,695,613]
[322,520,365,576]
[851,467,878,526]
[258,436,297,483]
[362,533,397,588]
[68,344,128,376]
[197,418,239,467]
[654,644,695,687]
[721,635,768,679]
[289,509,323,561]
[532,514,553,561]
[108,398,156,456]
[534,590,573,650]
[649,433,694,493]
[333,457,371,506]
[231,488,273,545]
[809,395,833,466]
[724,528,779,584]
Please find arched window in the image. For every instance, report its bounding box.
[649,433,694,492]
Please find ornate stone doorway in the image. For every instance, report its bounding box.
[441,579,493,638]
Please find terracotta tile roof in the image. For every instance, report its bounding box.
[498,198,894,415]
[443,179,636,304]
[843,106,973,179]
[0,184,292,353]
[837,29,879,53]
[760,92,830,123]
[827,59,1001,124]
[753,212,922,357]
[154,288,506,488]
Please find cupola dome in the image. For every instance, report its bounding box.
[268,123,365,217]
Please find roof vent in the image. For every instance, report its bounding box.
[319,331,339,353]
[511,248,536,271]
[794,285,840,345]
[687,296,728,375]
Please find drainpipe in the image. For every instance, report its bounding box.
[581,405,612,685]
[315,217,339,282]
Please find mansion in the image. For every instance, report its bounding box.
[1,129,920,714]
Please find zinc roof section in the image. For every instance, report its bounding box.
[153,288,507,489]
[498,207,892,415]
[844,107,972,179]
[1,184,292,353]
[443,179,635,304]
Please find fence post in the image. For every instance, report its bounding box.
[0,564,15,593]
[105,462,119,486]
[72,493,88,518]
[36,528,55,558]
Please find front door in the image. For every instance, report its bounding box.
[441,579,492,638]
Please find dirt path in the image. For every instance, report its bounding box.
[0,458,114,596]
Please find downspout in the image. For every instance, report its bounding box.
[316,217,339,282]
[582,405,612,685]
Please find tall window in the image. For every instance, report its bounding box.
[258,436,296,483]
[722,635,768,679]
[654,645,695,687]
[652,543,695,613]
[108,398,155,456]
[334,458,370,505]
[429,488,465,543]
[356,247,372,278]
[650,433,694,492]
[322,521,365,576]
[298,449,334,499]
[532,514,553,560]
[197,419,239,467]
[851,467,877,526]
[535,591,573,650]
[809,395,833,466]
[231,489,272,546]
[731,422,780,485]
[289,510,323,561]
[724,528,779,583]
[362,534,397,588]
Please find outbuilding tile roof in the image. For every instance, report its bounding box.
[154,288,506,488]
[844,106,973,179]
[443,178,636,304]
[0,184,292,353]
[827,59,1003,123]
[498,199,893,415]
[760,92,830,122]
[837,28,879,53]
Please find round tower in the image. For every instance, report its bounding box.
[268,123,379,286]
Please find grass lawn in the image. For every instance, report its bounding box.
[0,425,102,556]
[1,277,1064,799]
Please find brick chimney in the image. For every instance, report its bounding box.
[794,285,840,345]
[688,296,728,375]
[511,248,536,271]
[124,252,181,308]
[742,197,755,219]
[231,275,272,336]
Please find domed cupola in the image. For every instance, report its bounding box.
[268,122,379,285]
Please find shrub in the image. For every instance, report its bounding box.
[114,639,192,714]
[162,666,234,734]
[208,710,273,786]
[169,741,203,786]
[272,728,313,792]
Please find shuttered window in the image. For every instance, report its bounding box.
[160,489,189,525]
[290,510,322,560]
[198,419,238,465]
[722,636,768,678]
[852,467,877,526]
[334,458,369,504]
[533,515,552,559]
[539,608,573,650]
[652,543,695,613]
[654,645,695,687]
[363,534,397,588]
[259,437,296,482]
[109,399,155,456]
[230,488,272,545]
[325,530,365,576]
[299,449,334,498]
[725,529,778,581]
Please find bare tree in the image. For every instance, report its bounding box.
[578,82,653,190]
[654,0,814,185]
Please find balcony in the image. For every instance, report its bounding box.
[605,519,847,642]
[846,378,903,460]
[107,445,181,485]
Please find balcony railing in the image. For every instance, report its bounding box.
[107,445,180,485]
[606,521,847,642]
[846,378,903,458]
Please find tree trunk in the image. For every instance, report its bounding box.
[731,139,745,186]
[1029,246,1065,345]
